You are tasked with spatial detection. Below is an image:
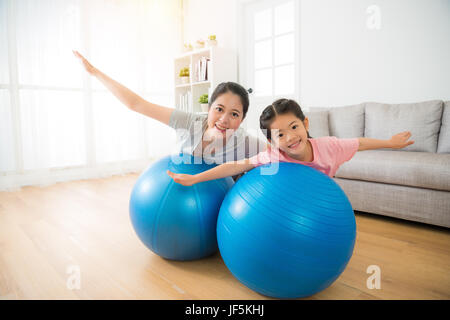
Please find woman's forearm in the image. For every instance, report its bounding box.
[74,50,173,125]
[92,68,142,110]
[93,68,173,125]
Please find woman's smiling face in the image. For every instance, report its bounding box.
[206,91,244,140]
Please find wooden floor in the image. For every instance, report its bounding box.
[0,173,449,300]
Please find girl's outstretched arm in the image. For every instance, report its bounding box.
[167,159,255,186]
[73,50,173,125]
[358,131,414,151]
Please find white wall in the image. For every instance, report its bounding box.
[299,0,450,107]
[183,0,450,107]
[182,0,239,61]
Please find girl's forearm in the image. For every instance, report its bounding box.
[194,160,254,183]
[358,137,392,151]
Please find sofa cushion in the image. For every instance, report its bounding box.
[334,178,450,228]
[365,100,443,153]
[437,101,450,153]
[328,104,365,138]
[335,150,450,192]
[304,111,330,137]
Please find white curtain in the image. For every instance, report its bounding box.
[0,0,181,191]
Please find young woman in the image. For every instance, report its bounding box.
[73,51,266,173]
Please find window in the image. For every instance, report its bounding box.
[0,0,180,189]
[248,0,297,98]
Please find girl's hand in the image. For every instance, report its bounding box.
[72,50,97,75]
[167,170,198,186]
[389,131,415,149]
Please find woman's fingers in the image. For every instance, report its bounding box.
[72,50,83,59]
[73,50,96,75]
[73,50,86,61]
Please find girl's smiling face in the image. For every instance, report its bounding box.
[269,112,311,160]
[206,91,244,141]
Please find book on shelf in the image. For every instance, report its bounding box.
[206,60,211,82]
[195,56,210,82]
[178,91,192,113]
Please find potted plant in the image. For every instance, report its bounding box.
[194,39,205,49]
[207,35,217,47]
[198,94,209,112]
[179,67,189,84]
[183,43,193,52]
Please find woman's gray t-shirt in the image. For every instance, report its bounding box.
[168,108,265,164]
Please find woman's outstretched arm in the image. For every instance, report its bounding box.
[73,50,173,125]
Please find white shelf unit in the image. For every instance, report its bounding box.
[174,46,237,114]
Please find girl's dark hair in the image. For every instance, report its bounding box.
[260,98,312,140]
[209,82,250,119]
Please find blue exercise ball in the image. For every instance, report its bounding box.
[217,163,356,298]
[129,154,234,261]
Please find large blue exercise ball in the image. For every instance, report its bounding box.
[129,154,234,261]
[217,163,356,298]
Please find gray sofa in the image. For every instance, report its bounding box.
[305,100,450,228]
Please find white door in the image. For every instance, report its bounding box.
[239,0,299,133]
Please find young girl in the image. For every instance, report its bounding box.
[167,98,414,186]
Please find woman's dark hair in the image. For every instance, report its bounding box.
[209,82,250,119]
[260,98,311,140]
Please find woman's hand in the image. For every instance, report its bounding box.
[389,131,415,149]
[167,170,198,186]
[73,50,97,75]
[72,49,173,124]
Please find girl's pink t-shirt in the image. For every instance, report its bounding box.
[249,136,360,177]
